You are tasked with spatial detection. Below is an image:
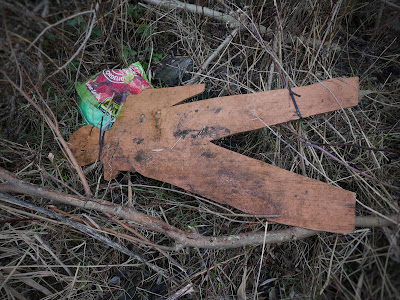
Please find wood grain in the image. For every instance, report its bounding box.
[69,77,359,233]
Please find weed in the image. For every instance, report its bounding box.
[0,0,399,299]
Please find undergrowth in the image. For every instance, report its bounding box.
[0,0,399,299]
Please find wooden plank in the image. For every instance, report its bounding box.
[163,77,359,140]
[69,77,359,232]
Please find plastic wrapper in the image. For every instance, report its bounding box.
[76,62,151,130]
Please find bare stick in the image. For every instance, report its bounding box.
[49,206,175,251]
[141,0,268,34]
[0,167,398,250]
[104,212,187,273]
[379,0,400,11]
[2,72,92,197]
[187,27,239,84]
[0,192,170,279]
[166,283,195,300]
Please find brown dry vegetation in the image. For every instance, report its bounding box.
[0,0,399,299]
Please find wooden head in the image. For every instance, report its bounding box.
[68,125,103,165]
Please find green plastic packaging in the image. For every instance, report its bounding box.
[76,62,152,130]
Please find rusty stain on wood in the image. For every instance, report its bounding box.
[69,77,359,233]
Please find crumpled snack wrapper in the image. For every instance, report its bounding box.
[76,62,151,130]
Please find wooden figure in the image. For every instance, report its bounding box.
[69,77,359,233]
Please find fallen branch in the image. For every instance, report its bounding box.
[0,192,171,280]
[140,0,342,93]
[2,73,92,198]
[141,0,269,34]
[0,167,398,249]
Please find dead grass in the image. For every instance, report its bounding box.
[0,0,399,299]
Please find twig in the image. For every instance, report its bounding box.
[140,0,269,34]
[104,212,187,272]
[255,221,268,294]
[267,37,278,90]
[247,108,335,182]
[40,167,84,197]
[0,192,170,280]
[293,137,399,190]
[186,27,239,84]
[49,206,175,251]
[166,283,195,300]
[0,167,399,250]
[45,10,97,81]
[2,72,92,198]
[242,17,294,88]
[378,0,400,11]
[27,9,95,50]
[301,140,373,179]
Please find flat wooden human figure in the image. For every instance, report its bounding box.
[69,77,359,233]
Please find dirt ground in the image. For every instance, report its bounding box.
[0,1,399,299]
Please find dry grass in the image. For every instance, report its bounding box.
[0,0,399,299]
